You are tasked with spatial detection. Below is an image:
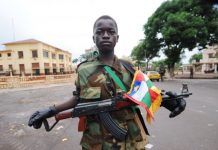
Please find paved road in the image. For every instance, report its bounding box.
[149,79,218,150]
[0,79,217,150]
[0,83,82,150]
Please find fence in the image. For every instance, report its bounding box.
[0,74,76,89]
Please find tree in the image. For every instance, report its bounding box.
[131,41,145,69]
[131,39,160,70]
[143,0,218,77]
[189,53,203,63]
[151,59,166,71]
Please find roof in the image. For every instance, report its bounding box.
[0,49,12,53]
[2,39,71,55]
[3,39,40,45]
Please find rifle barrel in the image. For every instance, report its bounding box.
[162,92,192,101]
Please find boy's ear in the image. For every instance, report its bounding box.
[116,35,119,42]
[93,36,95,43]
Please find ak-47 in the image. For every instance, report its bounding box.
[43,84,192,141]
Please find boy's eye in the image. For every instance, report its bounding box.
[96,30,102,35]
[110,30,116,35]
[95,29,116,35]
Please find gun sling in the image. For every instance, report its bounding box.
[102,65,149,141]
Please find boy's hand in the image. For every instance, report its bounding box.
[161,91,186,118]
[28,106,58,129]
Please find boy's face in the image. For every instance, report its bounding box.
[93,19,119,52]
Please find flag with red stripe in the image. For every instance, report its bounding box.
[124,70,162,124]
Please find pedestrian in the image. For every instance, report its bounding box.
[190,66,194,79]
[159,64,165,82]
[28,15,186,150]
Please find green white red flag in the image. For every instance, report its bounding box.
[124,70,162,124]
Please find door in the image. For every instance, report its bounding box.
[19,64,25,75]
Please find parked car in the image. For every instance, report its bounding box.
[146,71,160,81]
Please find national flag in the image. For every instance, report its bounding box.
[124,70,162,124]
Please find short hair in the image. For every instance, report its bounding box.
[93,15,118,33]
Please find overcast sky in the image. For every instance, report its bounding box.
[0,0,197,63]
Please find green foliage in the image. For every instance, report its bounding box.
[151,59,166,70]
[131,42,144,69]
[131,42,145,61]
[131,39,160,70]
[143,0,218,76]
[189,53,203,63]
[72,58,78,63]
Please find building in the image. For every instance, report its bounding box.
[192,45,218,74]
[0,39,73,76]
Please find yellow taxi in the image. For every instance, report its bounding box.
[146,71,160,81]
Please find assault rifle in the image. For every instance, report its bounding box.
[43,84,192,141]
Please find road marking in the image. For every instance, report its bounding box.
[207,123,214,127]
[145,143,153,149]
[62,138,68,142]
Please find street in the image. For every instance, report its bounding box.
[149,79,218,150]
[0,79,218,150]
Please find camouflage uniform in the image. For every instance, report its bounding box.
[76,56,148,150]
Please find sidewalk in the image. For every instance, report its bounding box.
[0,74,75,89]
[0,82,73,93]
[174,73,218,79]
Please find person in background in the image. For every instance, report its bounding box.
[190,66,194,79]
[159,64,166,82]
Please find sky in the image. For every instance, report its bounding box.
[0,0,196,63]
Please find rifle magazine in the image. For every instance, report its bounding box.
[99,112,127,142]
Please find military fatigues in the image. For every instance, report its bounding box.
[76,56,148,150]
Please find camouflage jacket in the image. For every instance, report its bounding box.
[76,56,147,150]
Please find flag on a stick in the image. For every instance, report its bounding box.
[124,70,162,124]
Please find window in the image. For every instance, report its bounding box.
[0,65,3,71]
[18,51,23,58]
[43,50,49,58]
[32,50,38,58]
[9,64,13,70]
[7,53,11,57]
[32,63,40,69]
[208,53,215,58]
[59,54,64,60]
[0,53,2,57]
[32,63,40,75]
[52,53,56,59]
[44,63,50,68]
